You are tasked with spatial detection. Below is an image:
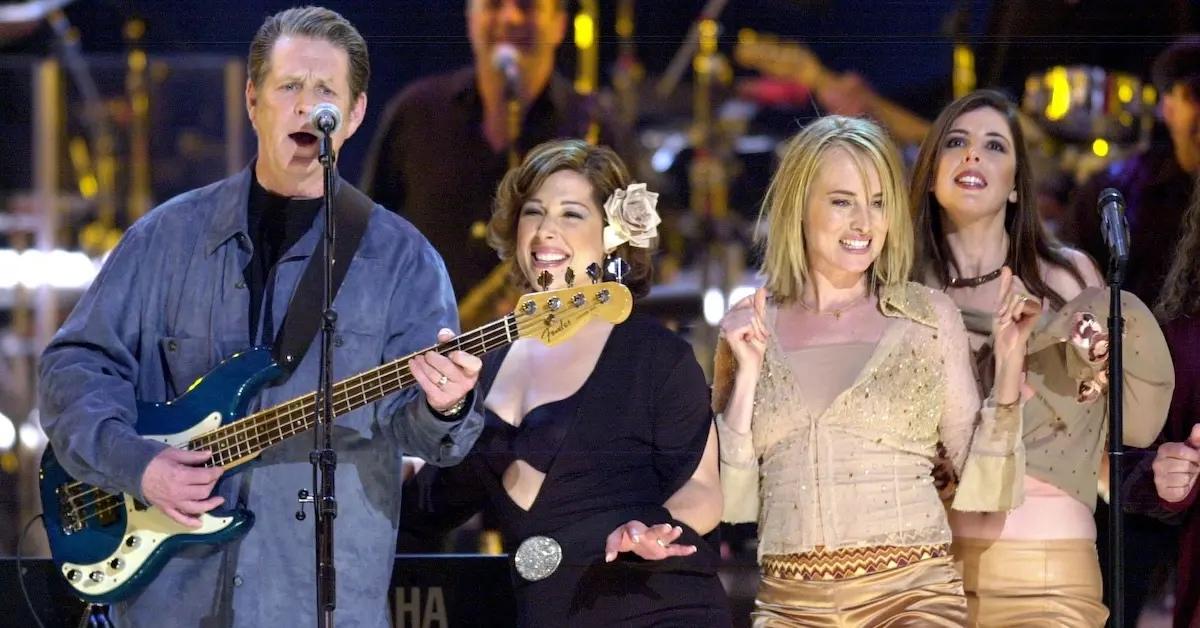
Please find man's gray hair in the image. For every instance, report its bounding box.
[248,6,369,102]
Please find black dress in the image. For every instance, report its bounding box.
[405,314,732,627]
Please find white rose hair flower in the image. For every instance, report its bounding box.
[602,182,661,254]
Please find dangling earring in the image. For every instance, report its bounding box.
[1008,189,1019,204]
[604,253,630,284]
[586,262,603,284]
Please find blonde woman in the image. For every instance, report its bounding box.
[716,115,1034,625]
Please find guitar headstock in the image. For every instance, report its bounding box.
[512,281,633,347]
[734,28,828,89]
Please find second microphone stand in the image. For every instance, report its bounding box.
[1106,251,1128,628]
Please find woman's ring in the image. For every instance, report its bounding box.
[436,374,448,389]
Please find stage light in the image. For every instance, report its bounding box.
[1092,139,1110,158]
[19,409,45,451]
[703,287,725,327]
[573,13,594,50]
[727,285,756,307]
[1045,67,1070,122]
[19,422,44,451]
[1117,83,1133,104]
[0,249,101,289]
[0,412,15,452]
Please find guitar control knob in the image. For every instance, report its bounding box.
[109,558,124,570]
[89,571,104,583]
[125,536,141,549]
[66,569,81,582]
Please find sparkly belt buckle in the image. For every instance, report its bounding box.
[514,535,562,582]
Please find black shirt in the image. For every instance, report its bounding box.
[402,314,731,627]
[244,173,323,342]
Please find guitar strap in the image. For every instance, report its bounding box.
[271,176,374,377]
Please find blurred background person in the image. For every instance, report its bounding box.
[360,0,621,311]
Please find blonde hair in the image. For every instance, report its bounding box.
[758,115,912,304]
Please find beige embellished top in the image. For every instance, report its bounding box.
[717,282,1023,558]
[960,287,1175,511]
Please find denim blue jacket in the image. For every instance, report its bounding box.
[39,165,483,627]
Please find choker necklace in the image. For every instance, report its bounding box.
[797,292,870,320]
[947,266,1004,289]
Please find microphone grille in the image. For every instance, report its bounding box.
[492,44,518,70]
[310,103,342,133]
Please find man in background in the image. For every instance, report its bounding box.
[361,0,609,307]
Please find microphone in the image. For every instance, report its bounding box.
[1097,187,1130,265]
[309,102,342,135]
[492,43,520,96]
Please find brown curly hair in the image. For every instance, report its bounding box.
[487,139,654,299]
[1156,175,1200,322]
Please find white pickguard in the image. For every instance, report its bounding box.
[62,412,236,597]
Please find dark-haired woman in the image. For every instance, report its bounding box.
[403,138,731,627]
[910,89,1176,625]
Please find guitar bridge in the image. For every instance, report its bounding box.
[57,483,122,534]
[56,485,85,534]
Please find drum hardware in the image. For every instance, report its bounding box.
[1022,65,1156,147]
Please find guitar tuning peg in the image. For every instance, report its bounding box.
[586,263,602,284]
[537,270,553,292]
[605,256,630,284]
[564,267,575,288]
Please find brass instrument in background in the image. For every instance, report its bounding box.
[459,262,521,333]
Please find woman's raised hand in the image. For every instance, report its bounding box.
[719,288,770,377]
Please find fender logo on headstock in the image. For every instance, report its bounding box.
[514,281,633,347]
[540,314,576,344]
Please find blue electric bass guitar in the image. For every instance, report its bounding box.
[39,282,632,603]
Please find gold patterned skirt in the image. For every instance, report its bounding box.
[953,537,1108,627]
[753,544,967,627]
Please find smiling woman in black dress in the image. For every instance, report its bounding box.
[403,139,731,627]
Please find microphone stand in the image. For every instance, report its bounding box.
[1106,237,1128,628]
[504,77,521,169]
[312,127,339,628]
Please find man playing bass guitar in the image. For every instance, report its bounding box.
[37,7,484,627]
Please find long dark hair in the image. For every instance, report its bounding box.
[910,90,1085,310]
[1156,175,1200,321]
